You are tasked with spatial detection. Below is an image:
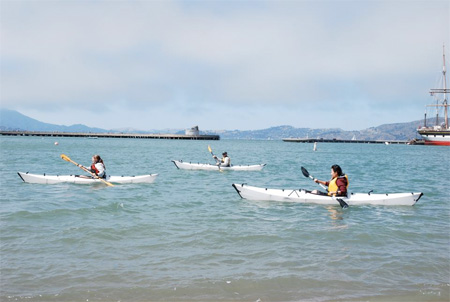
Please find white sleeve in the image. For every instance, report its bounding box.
[95,163,106,177]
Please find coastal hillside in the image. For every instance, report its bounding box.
[203,122,424,141]
[1,109,424,141]
[0,109,108,133]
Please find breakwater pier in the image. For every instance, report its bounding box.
[0,131,220,140]
[283,138,416,144]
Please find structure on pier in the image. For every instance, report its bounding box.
[185,126,200,136]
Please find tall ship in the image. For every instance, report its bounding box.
[417,45,450,146]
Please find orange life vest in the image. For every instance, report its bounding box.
[91,163,100,175]
[328,175,349,196]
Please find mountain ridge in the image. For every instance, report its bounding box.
[0,109,424,140]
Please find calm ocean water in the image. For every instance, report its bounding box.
[1,136,449,302]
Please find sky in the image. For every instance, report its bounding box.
[1,0,449,131]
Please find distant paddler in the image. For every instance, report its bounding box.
[213,151,231,167]
[208,146,231,167]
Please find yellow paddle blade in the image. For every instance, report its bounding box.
[60,154,71,162]
[102,179,115,187]
[208,145,212,153]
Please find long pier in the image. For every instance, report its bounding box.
[0,131,220,140]
[283,138,414,144]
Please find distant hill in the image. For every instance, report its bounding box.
[0,109,109,133]
[203,122,424,141]
[0,108,425,140]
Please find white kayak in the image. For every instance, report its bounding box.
[172,160,266,171]
[18,172,158,184]
[232,184,423,206]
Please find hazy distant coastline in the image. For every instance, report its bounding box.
[0,108,425,141]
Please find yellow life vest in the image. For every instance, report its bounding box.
[328,175,349,196]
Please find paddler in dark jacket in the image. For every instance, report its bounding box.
[313,164,348,196]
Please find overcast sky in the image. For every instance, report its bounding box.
[1,0,449,131]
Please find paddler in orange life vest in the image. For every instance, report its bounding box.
[83,155,106,179]
[312,164,349,196]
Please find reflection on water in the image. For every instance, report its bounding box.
[326,206,350,231]
[326,206,343,221]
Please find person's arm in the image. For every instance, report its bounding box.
[335,178,347,196]
[314,179,329,186]
[78,164,92,172]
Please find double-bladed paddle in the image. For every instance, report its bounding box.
[301,166,327,190]
[61,154,114,187]
[207,145,223,172]
[301,166,348,208]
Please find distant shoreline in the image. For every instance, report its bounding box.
[1,109,429,141]
[283,137,424,145]
[0,130,220,140]
[0,130,427,144]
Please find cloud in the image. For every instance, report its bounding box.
[1,0,449,130]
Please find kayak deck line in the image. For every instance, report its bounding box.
[19,171,93,178]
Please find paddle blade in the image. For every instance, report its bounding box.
[61,154,71,162]
[208,145,212,153]
[103,179,115,187]
[301,166,310,178]
[336,198,349,209]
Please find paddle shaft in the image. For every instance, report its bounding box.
[208,145,219,163]
[60,154,114,187]
[309,174,328,191]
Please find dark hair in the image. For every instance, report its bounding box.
[331,164,343,176]
[93,155,104,165]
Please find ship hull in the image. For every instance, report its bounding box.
[417,130,450,146]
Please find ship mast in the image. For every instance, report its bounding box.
[429,44,449,129]
[443,45,448,129]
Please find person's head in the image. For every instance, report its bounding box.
[92,155,102,163]
[222,152,228,157]
[330,164,343,178]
